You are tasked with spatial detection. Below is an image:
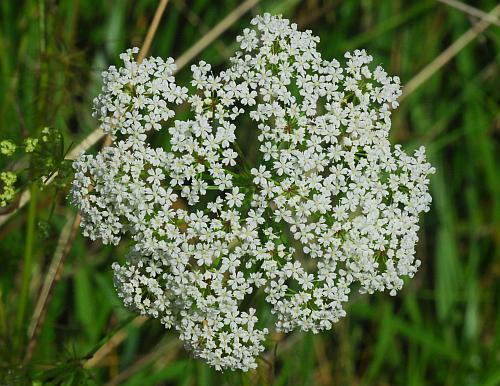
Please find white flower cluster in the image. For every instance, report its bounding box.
[71,14,434,371]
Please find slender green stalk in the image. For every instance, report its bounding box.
[0,288,6,336]
[15,183,38,352]
[15,0,46,353]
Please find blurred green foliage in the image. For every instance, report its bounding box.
[1,0,500,385]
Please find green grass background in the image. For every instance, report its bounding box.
[1,0,499,385]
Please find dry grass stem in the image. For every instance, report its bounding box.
[84,316,148,369]
[138,0,171,63]
[401,3,500,100]
[24,212,81,363]
[437,0,500,26]
[174,0,260,71]
[104,339,181,386]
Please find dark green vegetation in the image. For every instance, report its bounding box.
[1,0,499,385]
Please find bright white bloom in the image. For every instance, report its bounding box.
[71,14,434,371]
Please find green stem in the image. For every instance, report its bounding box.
[15,183,38,352]
[0,288,5,336]
[233,140,251,171]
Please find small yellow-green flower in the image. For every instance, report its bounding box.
[24,137,39,153]
[0,171,17,207]
[0,140,16,156]
[41,127,51,142]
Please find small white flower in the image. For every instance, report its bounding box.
[225,187,245,208]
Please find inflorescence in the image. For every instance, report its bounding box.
[70,14,434,371]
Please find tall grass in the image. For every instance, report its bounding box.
[1,0,499,385]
